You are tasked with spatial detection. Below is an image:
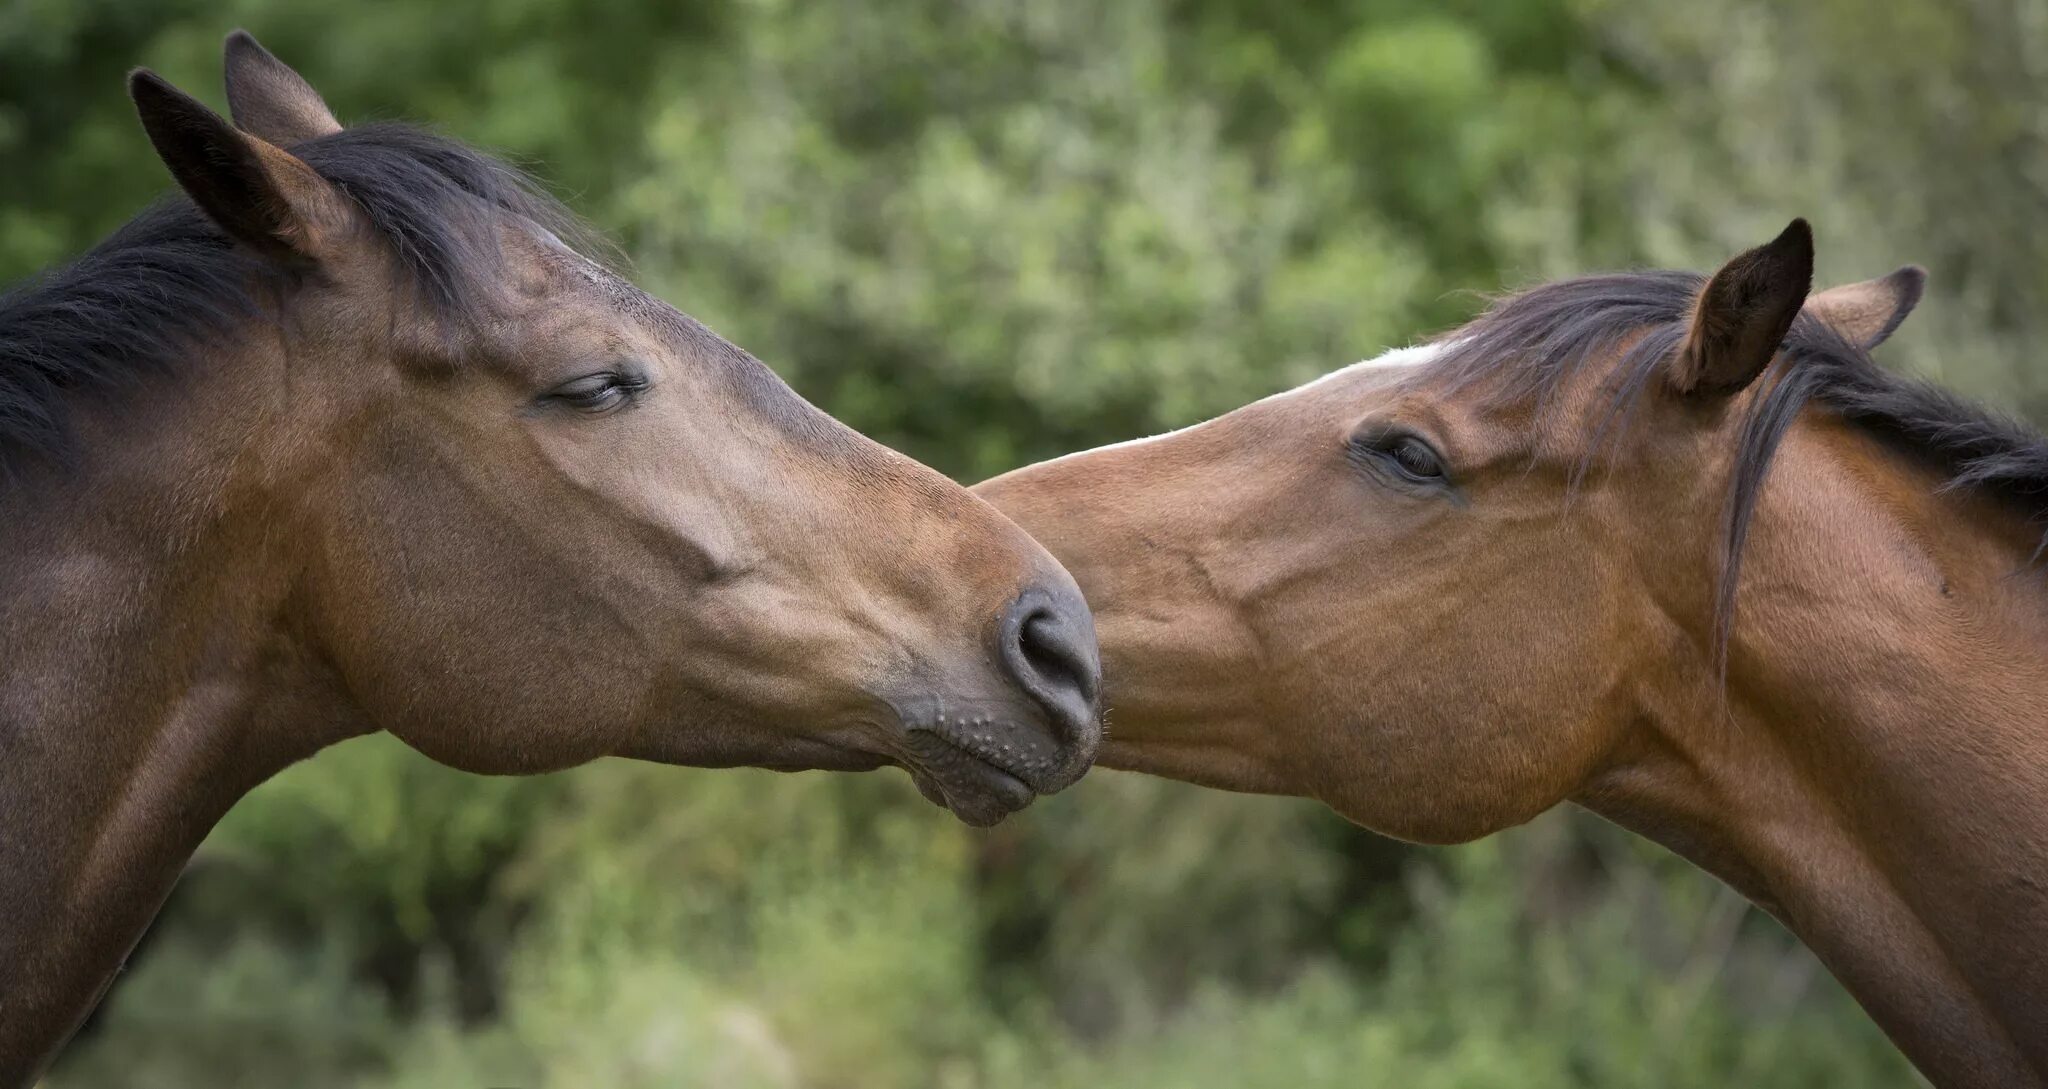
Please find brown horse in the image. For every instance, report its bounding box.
[0,33,1101,1083]
[981,221,2048,1088]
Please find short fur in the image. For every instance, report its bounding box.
[1431,269,2048,655]
[0,123,599,471]
[982,228,2048,1088]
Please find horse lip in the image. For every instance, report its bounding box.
[904,725,1045,825]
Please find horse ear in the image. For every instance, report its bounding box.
[223,30,342,146]
[1669,219,1815,396]
[1805,265,1926,350]
[129,69,343,264]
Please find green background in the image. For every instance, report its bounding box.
[12,0,2039,1084]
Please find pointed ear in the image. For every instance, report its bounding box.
[223,30,341,146]
[129,69,343,264]
[1669,219,1815,396]
[1805,265,1926,351]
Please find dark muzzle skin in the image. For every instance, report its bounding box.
[995,580,1102,780]
[901,577,1103,826]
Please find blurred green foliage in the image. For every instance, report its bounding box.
[14,0,2040,1083]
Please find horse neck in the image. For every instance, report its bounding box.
[1582,418,2048,1089]
[0,342,366,1081]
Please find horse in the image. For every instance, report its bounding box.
[979,220,2048,1088]
[0,32,1101,1083]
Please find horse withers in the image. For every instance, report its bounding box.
[981,221,2047,1088]
[0,33,1100,1083]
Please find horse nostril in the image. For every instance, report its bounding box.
[1019,613,1098,705]
[997,584,1103,747]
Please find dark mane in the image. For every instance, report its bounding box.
[1428,269,2048,663]
[0,122,601,472]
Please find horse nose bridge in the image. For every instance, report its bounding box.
[850,446,1056,577]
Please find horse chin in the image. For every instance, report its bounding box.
[906,763,1035,828]
[903,727,1043,827]
[625,706,1069,825]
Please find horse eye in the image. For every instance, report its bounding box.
[1350,429,1450,487]
[545,371,647,413]
[1389,436,1443,480]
